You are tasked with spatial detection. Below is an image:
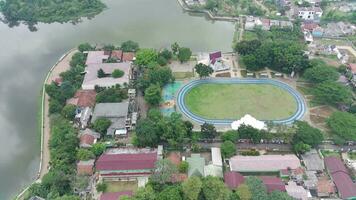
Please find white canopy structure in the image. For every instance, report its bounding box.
[231,114,266,130]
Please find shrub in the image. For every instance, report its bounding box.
[112,69,125,78]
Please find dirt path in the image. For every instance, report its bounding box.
[39,49,77,178]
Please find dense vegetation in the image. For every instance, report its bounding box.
[327,111,356,143]
[0,0,106,25]
[203,0,266,17]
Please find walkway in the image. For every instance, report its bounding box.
[176,78,306,125]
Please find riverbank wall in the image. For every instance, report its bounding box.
[14,48,76,200]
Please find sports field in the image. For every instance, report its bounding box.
[184,83,297,120]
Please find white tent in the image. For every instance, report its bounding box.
[231,114,266,130]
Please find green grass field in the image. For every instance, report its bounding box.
[184,83,297,120]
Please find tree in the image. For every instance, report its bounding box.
[97,68,106,78]
[135,118,161,147]
[179,161,189,173]
[292,121,323,147]
[178,47,192,63]
[268,191,293,200]
[103,44,115,51]
[112,69,125,78]
[49,100,63,114]
[121,40,139,52]
[313,81,352,105]
[221,130,239,142]
[205,0,218,10]
[236,184,252,200]
[96,182,107,193]
[157,186,182,200]
[327,111,356,141]
[195,63,214,78]
[96,87,128,103]
[202,176,231,200]
[147,66,174,87]
[303,64,339,83]
[92,118,111,136]
[238,125,262,144]
[90,142,106,156]
[134,185,156,200]
[221,141,236,158]
[201,123,218,139]
[151,159,178,184]
[135,49,158,67]
[76,149,95,160]
[78,43,94,52]
[235,40,262,55]
[144,84,161,106]
[293,142,311,154]
[61,104,76,120]
[157,56,168,66]
[182,177,203,200]
[171,42,180,55]
[245,177,268,200]
[54,195,80,200]
[70,52,86,68]
[160,48,173,60]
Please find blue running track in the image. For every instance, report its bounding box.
[176,78,306,125]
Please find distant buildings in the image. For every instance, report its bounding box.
[185,0,206,7]
[197,51,230,72]
[245,16,293,31]
[296,7,323,21]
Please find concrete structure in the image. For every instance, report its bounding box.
[296,7,322,21]
[317,177,335,198]
[79,129,100,148]
[301,149,324,171]
[229,155,301,172]
[245,16,293,31]
[286,181,309,200]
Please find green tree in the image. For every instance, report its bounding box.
[54,195,80,200]
[202,176,231,200]
[121,40,139,52]
[238,125,262,144]
[96,182,107,193]
[195,63,214,78]
[112,69,125,78]
[293,142,311,154]
[245,177,268,200]
[151,159,178,184]
[70,52,86,68]
[92,118,111,136]
[97,68,106,78]
[292,121,323,147]
[157,56,168,66]
[96,87,128,103]
[327,111,356,141]
[171,42,180,55]
[157,186,182,200]
[147,66,174,87]
[201,123,218,139]
[303,64,339,83]
[313,81,352,105]
[178,47,192,63]
[221,130,239,142]
[144,84,162,106]
[90,142,106,156]
[182,177,203,200]
[134,185,156,200]
[160,48,173,60]
[103,44,115,51]
[135,118,161,147]
[76,149,95,161]
[49,100,63,114]
[135,49,158,67]
[236,184,252,200]
[235,40,262,55]
[78,43,94,52]
[268,191,293,200]
[221,141,236,158]
[61,104,76,120]
[179,161,189,173]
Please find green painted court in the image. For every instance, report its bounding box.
[184,83,298,120]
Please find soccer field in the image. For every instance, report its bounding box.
[184,83,298,120]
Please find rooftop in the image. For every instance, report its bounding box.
[224,171,245,189]
[260,176,286,193]
[77,159,95,175]
[301,149,324,171]
[67,90,96,107]
[286,181,308,200]
[86,51,109,65]
[92,102,129,122]
[187,154,205,177]
[229,155,301,172]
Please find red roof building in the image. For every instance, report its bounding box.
[96,148,158,179]
[122,52,135,62]
[100,191,133,200]
[79,129,100,148]
[348,63,356,74]
[111,50,123,61]
[167,152,181,166]
[67,90,96,108]
[77,159,95,175]
[260,176,286,193]
[224,171,245,190]
[324,156,356,199]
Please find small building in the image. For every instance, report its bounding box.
[286,181,309,200]
[67,90,97,108]
[92,102,129,136]
[204,147,223,177]
[77,159,95,176]
[187,154,205,177]
[122,52,135,62]
[75,107,93,129]
[111,50,123,61]
[260,176,286,193]
[317,177,335,198]
[296,7,323,21]
[100,191,133,200]
[229,155,301,173]
[301,149,324,171]
[224,171,245,190]
[79,129,101,148]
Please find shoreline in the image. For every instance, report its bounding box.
[14,48,77,200]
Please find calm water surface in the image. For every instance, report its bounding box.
[0,0,234,198]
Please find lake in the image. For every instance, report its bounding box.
[0,0,234,199]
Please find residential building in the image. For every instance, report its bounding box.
[286,181,309,200]
[245,16,293,31]
[229,155,301,173]
[301,149,324,171]
[67,90,97,108]
[324,156,356,199]
[75,107,92,129]
[79,129,100,148]
[92,102,129,136]
[317,176,335,198]
[224,171,245,189]
[204,147,223,177]
[296,7,323,21]
[100,191,133,200]
[187,154,205,177]
[260,176,286,193]
[96,147,159,185]
[77,159,95,176]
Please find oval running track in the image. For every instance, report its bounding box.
[176,78,306,125]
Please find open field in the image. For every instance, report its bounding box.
[106,181,138,193]
[184,83,297,120]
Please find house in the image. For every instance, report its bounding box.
[317,176,335,197]
[187,154,205,177]
[75,107,93,129]
[85,51,110,65]
[77,159,95,175]
[67,90,96,108]
[92,102,129,136]
[286,181,309,200]
[296,7,323,21]
[229,155,301,173]
[204,147,223,177]
[122,52,135,62]
[100,191,133,200]
[260,176,286,193]
[324,156,356,199]
[111,50,123,61]
[79,129,100,148]
[224,171,245,190]
[96,147,159,184]
[301,149,324,171]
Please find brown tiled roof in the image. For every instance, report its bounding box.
[348,63,356,73]
[77,160,94,175]
[122,52,135,62]
[260,176,286,193]
[317,178,335,194]
[80,134,95,146]
[67,90,96,107]
[167,152,181,166]
[111,50,123,60]
[224,171,245,189]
